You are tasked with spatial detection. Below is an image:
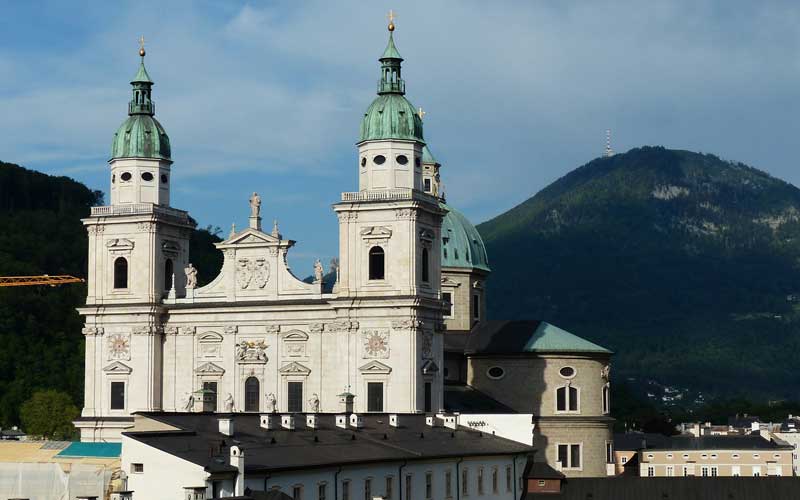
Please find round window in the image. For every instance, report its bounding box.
[373,155,386,165]
[396,154,408,165]
[160,174,168,184]
[487,366,505,379]
[120,172,132,182]
[559,366,576,378]
[141,172,154,181]
[361,157,367,167]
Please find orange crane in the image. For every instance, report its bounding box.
[0,275,85,287]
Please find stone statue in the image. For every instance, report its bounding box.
[601,364,611,381]
[183,392,195,412]
[266,392,277,413]
[224,393,235,412]
[313,259,324,283]
[185,263,198,289]
[249,192,261,218]
[309,393,320,413]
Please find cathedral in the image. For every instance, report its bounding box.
[75,21,614,480]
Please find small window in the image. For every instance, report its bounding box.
[445,470,452,497]
[160,174,168,184]
[131,463,144,474]
[385,476,393,500]
[245,377,260,412]
[477,467,484,495]
[506,466,512,492]
[492,467,498,493]
[425,472,432,499]
[318,483,327,500]
[423,178,431,192]
[361,157,367,167]
[559,366,576,378]
[667,454,673,459]
[461,468,468,495]
[369,246,385,280]
[487,366,505,379]
[110,381,125,410]
[557,444,582,469]
[120,172,132,182]
[111,174,116,184]
[472,294,480,319]
[113,257,128,289]
[421,248,430,283]
[164,258,173,291]
[424,382,432,413]
[396,154,408,165]
[364,478,371,500]
[648,466,655,477]
[442,292,453,318]
[621,456,628,464]
[732,454,740,459]
[405,474,412,500]
[415,157,421,167]
[538,480,545,487]
[293,485,303,500]
[602,385,610,414]
[556,385,579,412]
[141,172,154,181]
[373,155,386,165]
[683,454,689,460]
[342,480,351,500]
[288,381,303,412]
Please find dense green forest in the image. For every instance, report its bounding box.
[0,161,220,426]
[479,146,800,401]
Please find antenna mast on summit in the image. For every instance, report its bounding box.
[604,129,614,157]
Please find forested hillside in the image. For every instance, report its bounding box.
[479,147,800,401]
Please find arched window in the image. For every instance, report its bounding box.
[113,257,128,289]
[421,248,430,283]
[245,377,260,412]
[164,259,173,291]
[556,385,579,413]
[369,246,385,280]
[602,384,610,414]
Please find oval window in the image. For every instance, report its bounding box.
[111,174,115,184]
[487,366,505,379]
[396,155,408,165]
[373,155,386,165]
[361,157,367,167]
[559,366,575,378]
[141,172,154,181]
[120,172,132,182]
[160,174,168,184]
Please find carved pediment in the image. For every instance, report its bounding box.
[198,332,223,343]
[279,361,311,375]
[422,359,439,375]
[106,238,134,252]
[441,276,461,287]
[224,228,280,246]
[360,226,393,239]
[283,330,309,341]
[102,361,132,374]
[161,240,180,256]
[359,360,392,375]
[196,362,225,375]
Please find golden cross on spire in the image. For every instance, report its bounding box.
[417,107,426,120]
[387,9,396,31]
[138,35,146,57]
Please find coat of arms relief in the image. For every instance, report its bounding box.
[236,339,268,363]
[236,258,270,289]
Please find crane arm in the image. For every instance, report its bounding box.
[0,275,85,287]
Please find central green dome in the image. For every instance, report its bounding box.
[110,54,171,161]
[358,30,424,144]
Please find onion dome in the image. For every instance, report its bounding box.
[440,202,490,272]
[110,46,171,160]
[359,25,424,143]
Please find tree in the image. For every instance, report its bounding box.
[19,390,79,440]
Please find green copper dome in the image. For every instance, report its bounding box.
[441,202,490,272]
[110,55,171,160]
[359,30,424,144]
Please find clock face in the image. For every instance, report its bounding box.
[108,334,130,360]
[364,331,389,358]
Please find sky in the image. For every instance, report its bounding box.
[1,0,799,273]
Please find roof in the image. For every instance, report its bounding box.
[613,432,673,451]
[56,442,122,458]
[359,93,424,143]
[523,477,800,500]
[111,114,171,160]
[0,441,120,466]
[525,461,564,479]
[132,59,152,83]
[381,32,403,60]
[422,144,438,165]
[443,382,517,413]
[441,203,490,272]
[125,412,533,474]
[466,320,612,355]
[645,435,791,451]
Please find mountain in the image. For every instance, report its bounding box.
[0,161,221,426]
[478,146,800,401]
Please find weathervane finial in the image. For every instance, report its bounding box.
[138,35,146,57]
[387,9,396,31]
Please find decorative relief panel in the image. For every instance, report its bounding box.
[132,325,157,336]
[362,329,390,359]
[282,331,308,358]
[236,339,268,363]
[236,258,270,289]
[265,324,281,334]
[224,325,238,335]
[82,326,104,336]
[328,321,359,333]
[164,326,179,336]
[87,225,105,234]
[198,332,223,359]
[106,238,134,254]
[107,333,131,361]
[309,323,325,333]
[391,319,424,331]
[421,331,434,360]
[360,226,392,247]
[179,326,196,336]
[395,208,417,220]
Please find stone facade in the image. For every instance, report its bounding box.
[639,448,792,477]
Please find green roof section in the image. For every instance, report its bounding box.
[56,442,122,458]
[132,58,152,83]
[523,322,612,354]
[441,202,490,272]
[381,32,403,60]
[422,145,438,165]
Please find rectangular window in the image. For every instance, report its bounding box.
[287,381,303,412]
[683,466,690,477]
[538,480,545,487]
[666,466,674,477]
[621,456,628,464]
[342,481,350,500]
[110,381,125,410]
[701,466,708,477]
[425,472,432,499]
[570,444,581,469]
[424,178,432,192]
[506,466,512,492]
[602,385,610,414]
[753,466,761,477]
[477,467,484,495]
[492,467,498,493]
[556,389,566,412]
[131,463,144,474]
[647,466,654,477]
[462,468,469,495]
[442,292,453,318]
[405,474,412,500]
[606,442,613,463]
[558,444,582,469]
[202,381,217,412]
[318,483,327,500]
[367,382,384,412]
[424,382,432,413]
[386,476,393,500]
[711,466,718,477]
[445,470,452,498]
[293,485,302,500]
[364,478,371,500]
[472,294,480,319]
[568,386,578,412]
[558,444,568,468]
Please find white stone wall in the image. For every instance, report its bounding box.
[122,434,208,500]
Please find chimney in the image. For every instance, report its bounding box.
[389,414,399,427]
[230,446,244,496]
[183,487,207,500]
[307,414,319,429]
[218,417,234,436]
[281,414,296,430]
[426,416,441,427]
[260,413,279,430]
[443,415,457,430]
[350,414,364,429]
[336,415,348,429]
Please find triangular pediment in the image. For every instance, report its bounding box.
[223,228,280,246]
[282,330,309,341]
[103,361,132,374]
[279,361,311,375]
[106,238,135,250]
[422,359,439,374]
[359,360,392,375]
[441,276,461,287]
[196,362,225,374]
[360,226,393,238]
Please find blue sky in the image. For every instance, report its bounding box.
[2,1,799,273]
